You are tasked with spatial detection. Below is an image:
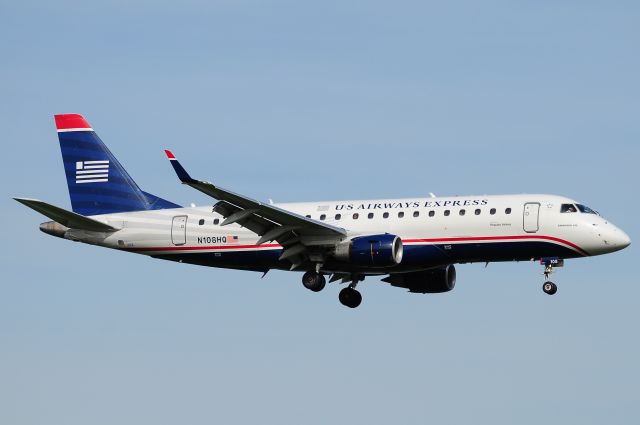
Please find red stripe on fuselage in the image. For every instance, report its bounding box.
[126,243,281,252]
[124,235,588,256]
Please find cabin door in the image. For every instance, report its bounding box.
[523,203,540,233]
[171,215,187,245]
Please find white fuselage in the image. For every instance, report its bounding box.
[55,194,630,274]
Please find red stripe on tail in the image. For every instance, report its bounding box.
[54,114,92,130]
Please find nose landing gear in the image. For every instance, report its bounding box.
[541,257,563,295]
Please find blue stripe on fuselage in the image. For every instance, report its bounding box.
[149,241,583,272]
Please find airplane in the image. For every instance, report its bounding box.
[15,114,631,308]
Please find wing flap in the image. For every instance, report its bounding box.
[212,201,301,247]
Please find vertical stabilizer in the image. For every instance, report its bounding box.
[55,114,179,216]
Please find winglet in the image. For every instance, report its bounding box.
[164,149,197,183]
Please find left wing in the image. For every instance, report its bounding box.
[164,150,347,268]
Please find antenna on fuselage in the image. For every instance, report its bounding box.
[429,192,436,198]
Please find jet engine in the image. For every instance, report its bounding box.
[334,234,403,267]
[383,265,456,293]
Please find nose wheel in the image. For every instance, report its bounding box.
[541,257,563,296]
[542,281,558,295]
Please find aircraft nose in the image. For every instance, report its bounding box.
[604,225,631,251]
[617,229,631,249]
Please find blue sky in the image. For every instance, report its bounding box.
[1,1,638,424]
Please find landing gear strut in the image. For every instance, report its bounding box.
[541,257,563,296]
[339,276,363,308]
[302,271,326,292]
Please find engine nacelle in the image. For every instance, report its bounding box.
[383,265,456,293]
[334,234,403,267]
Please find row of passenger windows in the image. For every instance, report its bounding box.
[196,207,515,225]
[307,208,512,221]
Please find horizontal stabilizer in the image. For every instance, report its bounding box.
[14,198,118,232]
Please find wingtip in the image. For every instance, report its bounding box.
[164,150,195,183]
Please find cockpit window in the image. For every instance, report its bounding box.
[577,204,598,214]
[560,203,577,213]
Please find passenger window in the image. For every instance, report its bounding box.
[213,218,220,225]
[383,212,389,219]
[561,203,578,213]
[428,210,435,217]
[444,210,450,216]
[305,214,311,218]
[505,208,512,214]
[335,214,341,220]
[475,209,481,215]
[398,212,404,218]
[413,211,419,218]
[368,213,374,219]
[198,219,205,225]
[489,208,496,215]
[353,213,359,219]
[320,214,326,221]
[459,209,465,216]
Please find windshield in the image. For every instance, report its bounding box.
[577,204,598,215]
[560,203,577,213]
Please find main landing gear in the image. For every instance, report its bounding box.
[301,270,363,308]
[339,287,362,309]
[338,276,363,308]
[302,271,326,292]
[541,257,563,295]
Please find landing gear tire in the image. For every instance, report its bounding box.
[543,281,558,295]
[339,287,362,308]
[302,271,326,292]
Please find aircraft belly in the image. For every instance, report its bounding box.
[148,239,583,275]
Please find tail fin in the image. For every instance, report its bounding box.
[55,114,180,216]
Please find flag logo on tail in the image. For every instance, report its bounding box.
[227,235,239,244]
[75,160,109,184]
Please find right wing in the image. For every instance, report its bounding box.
[164,150,347,268]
